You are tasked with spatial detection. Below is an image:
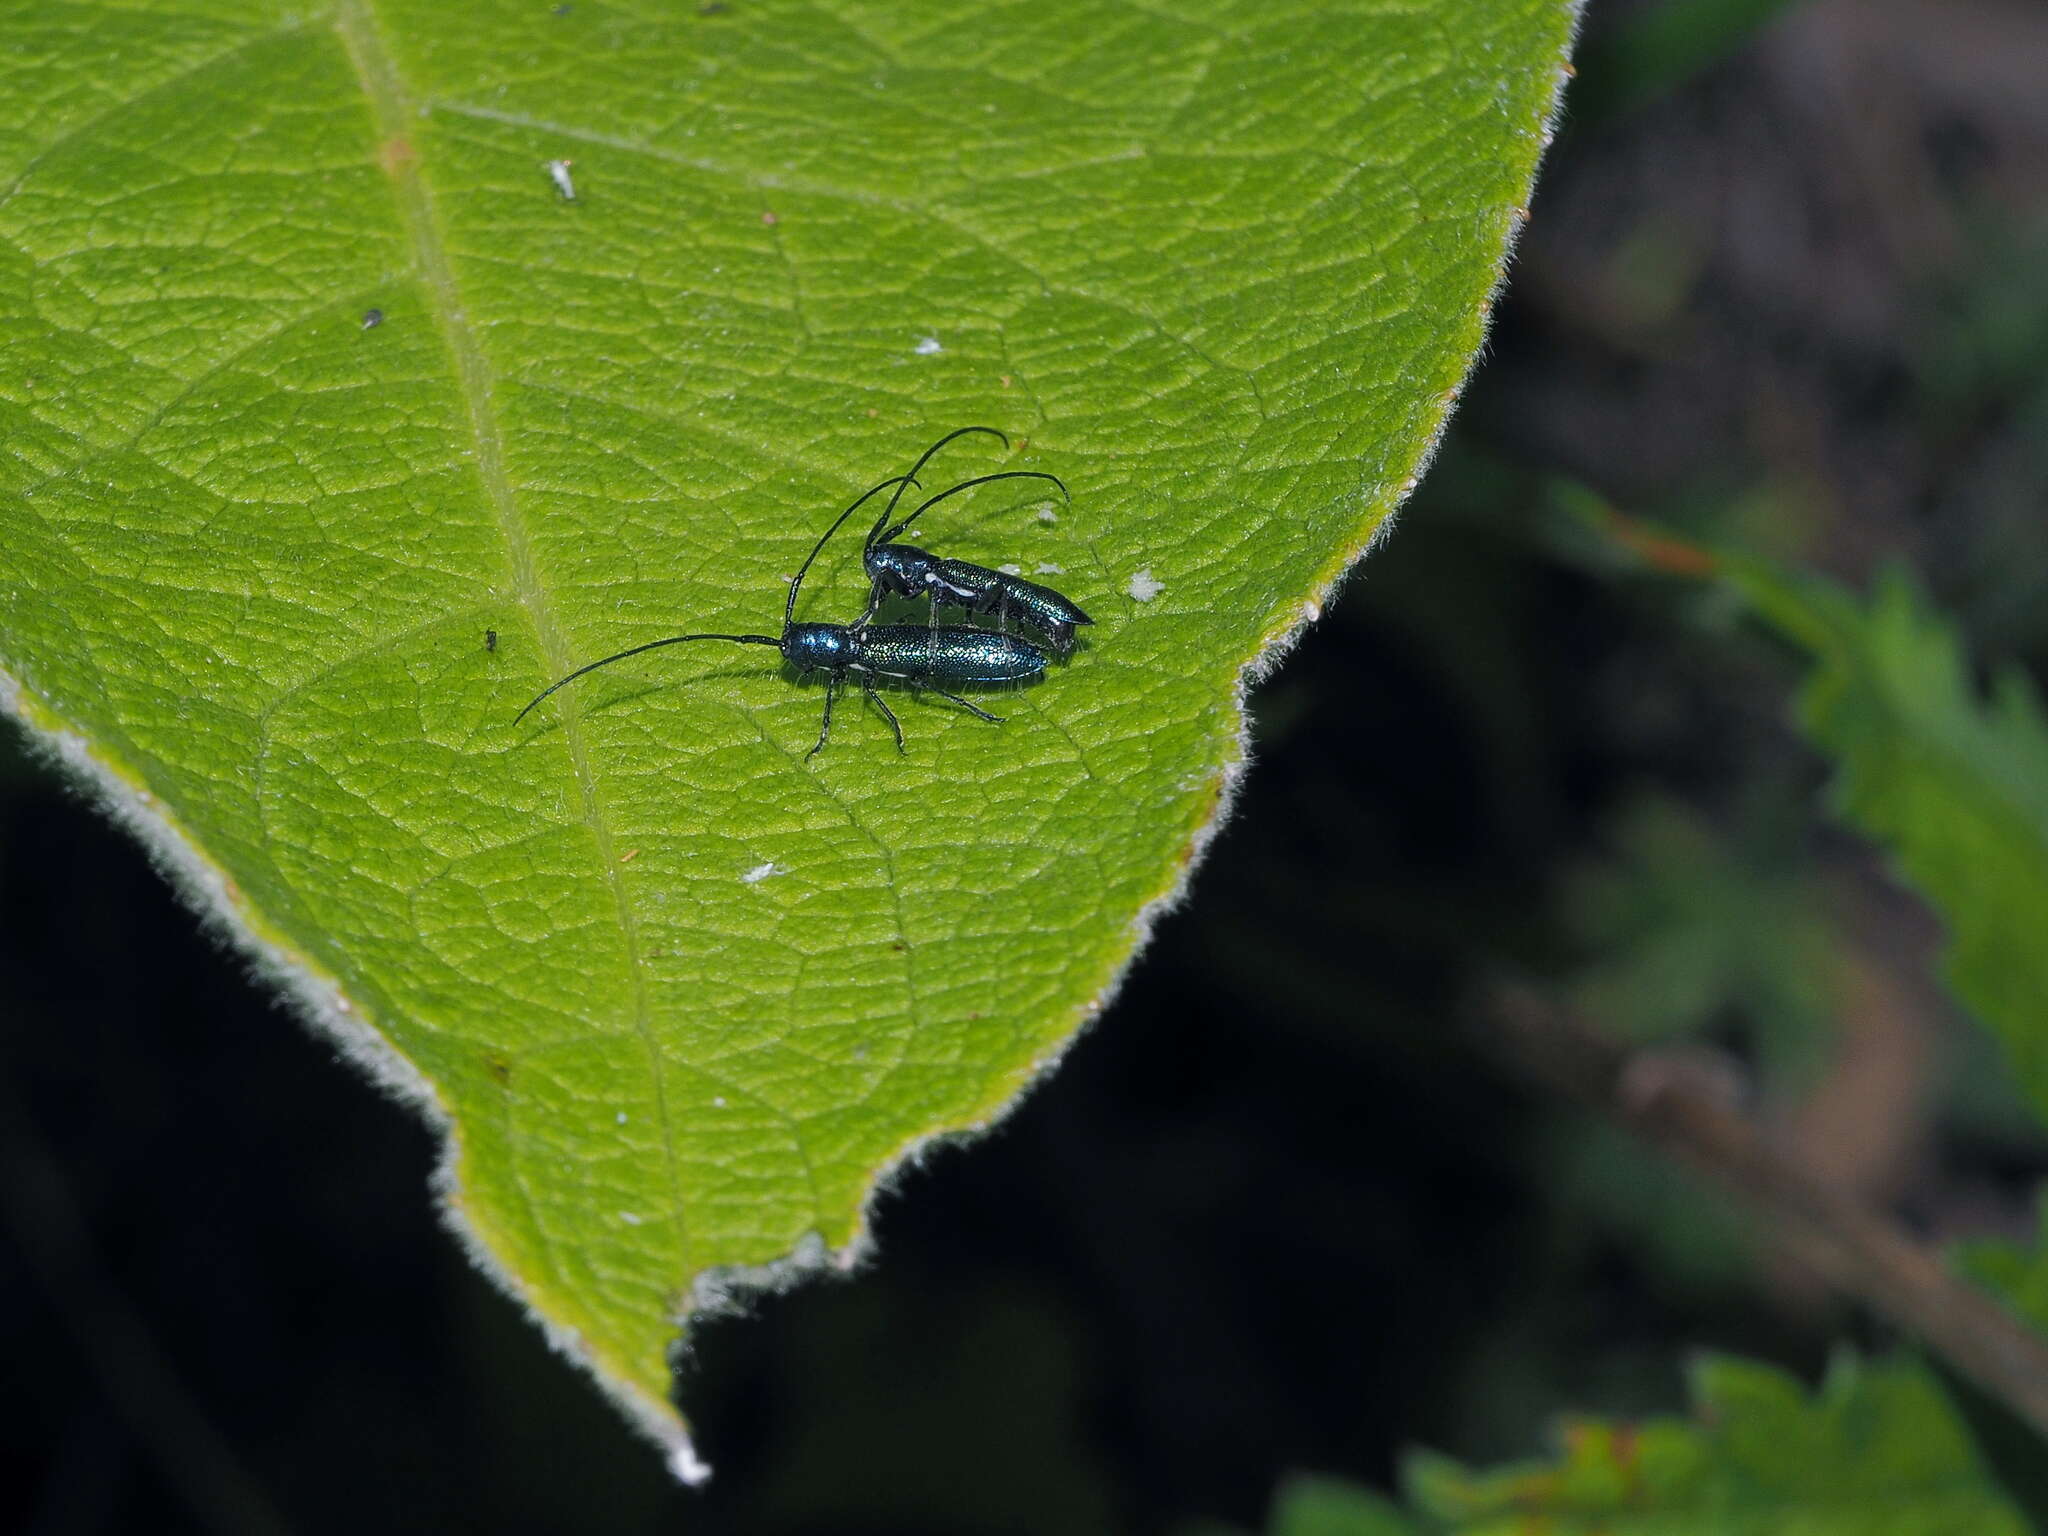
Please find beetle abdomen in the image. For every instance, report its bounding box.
[925,556,1004,605]
[924,559,1087,629]
[857,625,1049,684]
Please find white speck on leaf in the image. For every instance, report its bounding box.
[998,563,1022,575]
[1035,562,1065,575]
[713,1096,728,1108]
[1128,568,1162,602]
[1036,508,1058,524]
[619,1212,643,1226]
[616,1111,628,1125]
[912,335,942,355]
[544,158,576,200]
[741,861,782,884]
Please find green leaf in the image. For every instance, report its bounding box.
[1713,558,2048,1124]
[1564,792,1844,1083]
[1212,1357,2027,1536]
[1264,1476,1422,1536]
[1184,1474,1423,1536]
[1403,1354,2029,1535]
[0,0,1575,1467]
[1569,495,2048,1129]
[1959,1191,2048,1336]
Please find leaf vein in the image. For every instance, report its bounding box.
[335,0,694,1275]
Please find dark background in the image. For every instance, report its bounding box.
[6,1,2048,1531]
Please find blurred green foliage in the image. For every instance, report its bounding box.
[1335,487,2048,1531]
[1960,1196,2048,1334]
[1572,0,1805,120]
[1565,792,1842,1082]
[1719,559,2048,1121]
[1231,1357,2029,1535]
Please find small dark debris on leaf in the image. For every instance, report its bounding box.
[551,2,572,11]
[485,628,497,652]
[361,308,384,330]
[699,1,729,13]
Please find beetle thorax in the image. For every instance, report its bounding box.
[867,542,935,595]
[784,622,854,671]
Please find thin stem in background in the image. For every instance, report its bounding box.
[1484,984,2048,1443]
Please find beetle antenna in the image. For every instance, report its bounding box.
[787,473,921,627]
[880,470,1069,548]
[867,426,1010,552]
[515,633,780,724]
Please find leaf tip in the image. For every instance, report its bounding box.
[667,1440,714,1486]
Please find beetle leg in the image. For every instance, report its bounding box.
[928,685,1004,724]
[863,676,905,752]
[805,672,840,761]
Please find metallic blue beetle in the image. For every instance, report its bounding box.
[514,476,1050,759]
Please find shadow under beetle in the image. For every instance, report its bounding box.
[817,426,1092,655]
[514,474,1050,759]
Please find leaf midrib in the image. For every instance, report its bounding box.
[332,0,692,1271]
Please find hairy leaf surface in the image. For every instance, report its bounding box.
[0,0,1575,1461]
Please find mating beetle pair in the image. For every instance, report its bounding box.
[515,429,1091,758]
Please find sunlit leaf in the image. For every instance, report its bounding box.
[0,0,1575,1465]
